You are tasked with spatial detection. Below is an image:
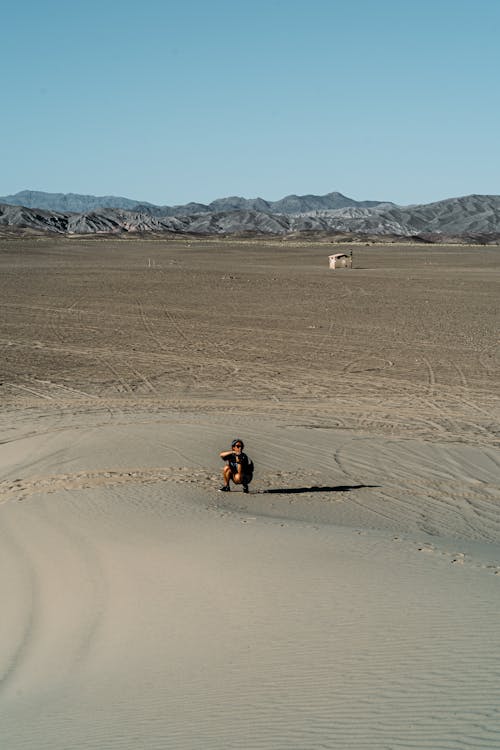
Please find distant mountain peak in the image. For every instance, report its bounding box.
[1,189,499,241]
[0,189,155,213]
[0,189,389,215]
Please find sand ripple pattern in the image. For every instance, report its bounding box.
[1,487,499,750]
[0,467,219,503]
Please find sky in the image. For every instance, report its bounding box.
[2,0,499,206]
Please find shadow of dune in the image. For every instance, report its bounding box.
[260,484,379,495]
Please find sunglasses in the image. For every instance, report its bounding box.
[234,443,243,448]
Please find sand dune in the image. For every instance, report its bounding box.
[0,239,499,748]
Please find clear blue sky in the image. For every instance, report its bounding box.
[2,0,499,206]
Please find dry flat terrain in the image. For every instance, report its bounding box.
[1,238,499,750]
[1,237,498,443]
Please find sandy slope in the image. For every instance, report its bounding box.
[0,239,499,749]
[1,413,500,749]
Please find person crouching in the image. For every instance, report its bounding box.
[219,439,254,493]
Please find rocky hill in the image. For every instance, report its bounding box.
[0,190,156,213]
[0,189,388,216]
[1,191,500,241]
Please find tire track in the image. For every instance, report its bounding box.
[31,378,99,401]
[422,356,436,396]
[5,383,54,401]
[100,356,157,395]
[303,321,336,368]
[99,357,134,394]
[479,342,500,374]
[137,296,240,387]
[342,355,395,375]
[0,507,108,697]
[136,298,203,387]
[362,440,500,542]
[0,518,38,696]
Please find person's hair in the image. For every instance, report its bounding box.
[231,438,244,448]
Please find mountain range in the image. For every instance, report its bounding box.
[0,190,387,215]
[1,190,500,242]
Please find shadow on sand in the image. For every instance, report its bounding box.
[259,484,379,495]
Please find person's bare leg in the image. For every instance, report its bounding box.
[220,465,246,491]
[230,468,249,492]
[222,464,233,487]
[231,470,244,485]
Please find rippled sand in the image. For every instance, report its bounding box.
[0,239,499,748]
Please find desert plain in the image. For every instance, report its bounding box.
[0,236,499,749]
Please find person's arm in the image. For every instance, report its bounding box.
[220,450,234,460]
[234,452,247,467]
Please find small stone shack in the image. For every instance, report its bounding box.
[328,252,352,269]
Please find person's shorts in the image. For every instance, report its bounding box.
[229,461,251,482]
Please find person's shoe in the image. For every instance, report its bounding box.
[218,485,230,492]
[243,484,249,494]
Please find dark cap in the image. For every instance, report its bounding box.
[231,438,244,448]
